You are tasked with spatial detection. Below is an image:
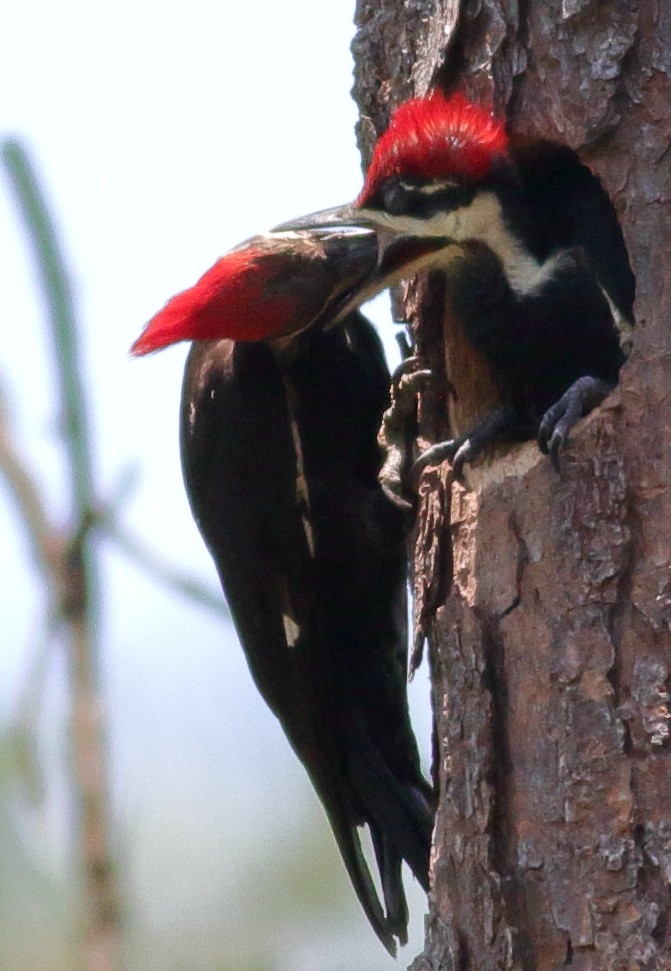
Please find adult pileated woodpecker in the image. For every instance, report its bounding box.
[132,229,380,352]
[132,230,434,955]
[278,90,635,476]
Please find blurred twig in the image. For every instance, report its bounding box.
[0,137,232,971]
[2,139,121,971]
[2,140,94,513]
[101,517,229,616]
[0,384,59,581]
[92,465,229,617]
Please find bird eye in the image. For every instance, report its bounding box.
[381,180,410,215]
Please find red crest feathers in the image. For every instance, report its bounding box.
[131,230,380,355]
[357,91,508,206]
[130,247,295,355]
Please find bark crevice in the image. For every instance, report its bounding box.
[351,0,671,966]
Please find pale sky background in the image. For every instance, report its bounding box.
[0,3,432,969]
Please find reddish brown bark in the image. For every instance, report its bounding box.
[353,1,671,967]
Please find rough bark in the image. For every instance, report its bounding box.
[352,1,671,968]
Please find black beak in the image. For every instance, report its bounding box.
[274,203,376,233]
[323,235,458,328]
[274,202,457,328]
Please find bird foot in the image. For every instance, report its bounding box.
[377,356,435,510]
[412,406,520,480]
[538,376,614,471]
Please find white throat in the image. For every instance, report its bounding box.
[370,192,558,297]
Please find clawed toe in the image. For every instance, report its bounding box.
[378,357,436,509]
[413,406,521,480]
[538,376,614,471]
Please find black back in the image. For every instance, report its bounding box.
[180,313,432,953]
[510,139,635,322]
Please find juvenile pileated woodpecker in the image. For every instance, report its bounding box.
[132,230,434,954]
[278,91,635,475]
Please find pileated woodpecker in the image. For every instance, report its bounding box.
[130,90,634,948]
[277,90,635,475]
[132,230,434,954]
[132,229,380,352]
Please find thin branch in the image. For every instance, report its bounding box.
[0,382,60,581]
[101,518,230,617]
[2,138,121,971]
[94,465,230,617]
[1,137,229,971]
[1,140,94,515]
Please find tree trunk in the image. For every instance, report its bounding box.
[352,2,671,967]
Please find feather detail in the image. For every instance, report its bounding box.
[131,245,295,354]
[131,230,380,355]
[357,91,508,206]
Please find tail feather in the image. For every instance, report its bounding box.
[313,719,432,955]
[344,712,433,893]
[325,809,399,956]
[371,829,409,945]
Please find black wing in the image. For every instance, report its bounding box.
[512,138,635,325]
[180,313,432,953]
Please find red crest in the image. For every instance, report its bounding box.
[357,91,508,206]
[130,247,292,355]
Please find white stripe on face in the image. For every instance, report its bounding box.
[362,193,555,297]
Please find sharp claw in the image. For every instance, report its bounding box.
[538,402,563,455]
[379,356,440,507]
[413,406,522,479]
[389,355,421,391]
[537,376,614,472]
[537,421,551,455]
[549,433,563,473]
[411,439,459,481]
[380,480,415,514]
[451,439,472,479]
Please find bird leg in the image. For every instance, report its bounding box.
[537,376,615,471]
[377,356,434,510]
[412,406,523,480]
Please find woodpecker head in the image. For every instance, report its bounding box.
[132,93,512,357]
[131,229,381,355]
[276,92,517,273]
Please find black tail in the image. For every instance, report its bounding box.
[324,810,401,956]
[342,712,433,940]
[371,830,409,945]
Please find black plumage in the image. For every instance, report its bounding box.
[180,312,432,954]
[393,139,636,471]
[276,124,635,474]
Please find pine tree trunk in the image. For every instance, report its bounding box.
[352,2,671,967]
